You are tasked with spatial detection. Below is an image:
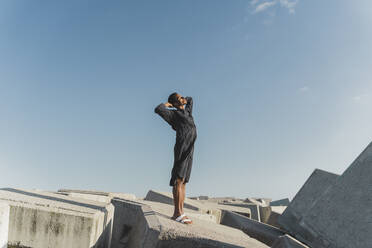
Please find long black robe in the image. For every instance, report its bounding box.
[154,96,197,186]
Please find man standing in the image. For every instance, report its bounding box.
[154,92,197,224]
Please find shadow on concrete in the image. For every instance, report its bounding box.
[90,219,112,248]
[159,237,246,248]
[1,188,105,211]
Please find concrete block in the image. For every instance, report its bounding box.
[111,198,269,248]
[296,142,372,248]
[220,210,285,246]
[0,188,113,248]
[270,198,290,207]
[220,202,261,221]
[0,203,9,248]
[271,235,309,248]
[259,206,272,224]
[277,169,339,236]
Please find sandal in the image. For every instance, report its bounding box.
[174,214,192,224]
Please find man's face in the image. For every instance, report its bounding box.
[175,94,187,106]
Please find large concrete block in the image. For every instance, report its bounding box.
[296,142,372,248]
[277,169,339,235]
[220,210,285,246]
[0,203,9,248]
[111,198,269,248]
[270,235,309,248]
[0,188,113,248]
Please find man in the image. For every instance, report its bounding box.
[154,92,197,224]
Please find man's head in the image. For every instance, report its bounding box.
[168,92,187,109]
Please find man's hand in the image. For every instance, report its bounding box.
[164,102,173,108]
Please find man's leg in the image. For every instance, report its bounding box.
[180,181,185,214]
[180,181,192,223]
[172,177,183,218]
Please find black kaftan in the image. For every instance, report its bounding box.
[154,96,197,186]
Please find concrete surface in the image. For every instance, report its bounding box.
[296,142,372,248]
[220,210,285,246]
[0,203,9,248]
[270,235,309,248]
[277,169,339,237]
[0,188,114,248]
[111,198,269,248]
[270,199,290,207]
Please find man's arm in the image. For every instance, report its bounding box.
[185,96,193,115]
[154,102,176,129]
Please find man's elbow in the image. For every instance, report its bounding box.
[154,103,163,114]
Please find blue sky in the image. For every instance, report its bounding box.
[0,0,371,200]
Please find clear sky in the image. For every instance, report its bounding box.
[1,0,371,200]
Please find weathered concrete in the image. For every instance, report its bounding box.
[111,198,269,248]
[0,188,114,248]
[295,142,372,248]
[0,203,9,248]
[220,210,285,246]
[220,202,261,221]
[270,199,290,207]
[277,169,339,235]
[270,235,309,248]
[58,189,136,203]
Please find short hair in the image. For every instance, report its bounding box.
[168,92,178,105]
